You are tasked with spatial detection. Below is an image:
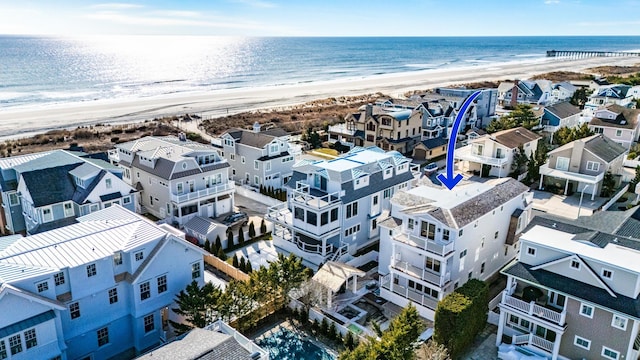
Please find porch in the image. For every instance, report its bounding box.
[538,164,603,201]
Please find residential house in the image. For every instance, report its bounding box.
[136,320,268,360]
[0,205,207,360]
[496,212,640,360]
[0,150,136,235]
[378,177,532,320]
[266,146,418,270]
[541,102,582,134]
[550,82,578,104]
[215,123,295,189]
[585,84,640,115]
[455,127,541,178]
[498,80,552,107]
[433,87,498,127]
[417,98,460,140]
[539,134,626,199]
[412,137,448,162]
[345,102,423,154]
[589,105,640,150]
[327,122,358,149]
[109,135,234,227]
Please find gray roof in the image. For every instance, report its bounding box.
[21,164,81,207]
[225,128,276,149]
[261,127,289,138]
[590,104,640,130]
[504,262,640,319]
[584,134,626,163]
[136,328,252,360]
[544,102,581,119]
[445,179,529,228]
[129,156,229,181]
[184,216,218,236]
[341,169,414,203]
[420,137,448,149]
[492,127,541,149]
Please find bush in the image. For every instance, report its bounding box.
[249,221,256,238]
[260,219,267,234]
[434,279,488,359]
[204,239,211,253]
[239,257,246,272]
[245,259,252,273]
[320,318,329,336]
[226,229,234,249]
[238,229,245,245]
[215,235,222,251]
[216,247,227,261]
[110,137,120,143]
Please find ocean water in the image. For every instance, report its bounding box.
[1,35,640,110]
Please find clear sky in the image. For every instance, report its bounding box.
[1,0,639,37]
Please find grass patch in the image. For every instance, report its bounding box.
[226,232,272,254]
[315,148,339,156]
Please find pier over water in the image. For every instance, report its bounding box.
[547,50,640,58]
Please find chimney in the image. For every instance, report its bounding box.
[510,80,519,109]
[365,104,373,119]
[253,122,261,133]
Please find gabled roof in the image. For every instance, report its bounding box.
[491,127,541,149]
[312,261,365,293]
[595,84,632,99]
[590,104,640,130]
[583,134,626,163]
[21,163,81,207]
[554,81,577,93]
[419,137,448,150]
[544,102,581,119]
[222,128,277,148]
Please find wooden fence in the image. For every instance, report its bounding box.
[204,255,249,282]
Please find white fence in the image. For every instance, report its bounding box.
[601,184,629,211]
[235,185,284,207]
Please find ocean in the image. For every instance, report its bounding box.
[1,35,640,110]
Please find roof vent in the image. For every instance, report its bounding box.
[621,120,627,125]
[552,223,557,228]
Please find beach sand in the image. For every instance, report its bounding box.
[0,56,638,140]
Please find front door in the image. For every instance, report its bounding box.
[496,148,503,159]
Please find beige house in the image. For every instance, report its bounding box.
[539,134,626,200]
[412,137,448,161]
[455,127,541,178]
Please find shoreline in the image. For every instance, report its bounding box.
[0,55,639,141]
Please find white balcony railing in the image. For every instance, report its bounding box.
[454,145,509,167]
[380,274,439,310]
[391,259,451,287]
[394,233,455,258]
[501,291,566,326]
[206,320,268,360]
[170,182,235,204]
[512,333,554,354]
[291,182,341,210]
[539,163,604,184]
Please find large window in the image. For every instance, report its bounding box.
[294,207,304,221]
[420,221,436,240]
[157,275,167,293]
[8,192,19,206]
[36,281,48,293]
[330,208,338,222]
[314,174,327,191]
[425,257,441,273]
[140,282,151,301]
[97,327,109,347]
[192,262,201,279]
[556,157,570,171]
[612,314,628,330]
[586,161,600,172]
[144,314,155,333]
[109,288,118,304]
[24,329,37,349]
[8,335,21,355]
[346,202,358,218]
[306,211,317,225]
[86,263,97,277]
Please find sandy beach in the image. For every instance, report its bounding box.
[0,55,638,140]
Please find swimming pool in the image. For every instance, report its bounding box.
[257,327,336,360]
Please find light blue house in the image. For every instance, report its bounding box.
[0,150,137,235]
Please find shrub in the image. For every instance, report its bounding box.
[215,235,222,251]
[204,239,211,253]
[238,229,245,245]
[245,259,252,273]
[249,221,256,238]
[239,257,246,272]
[226,229,234,249]
[320,318,329,336]
[232,254,239,268]
[260,219,267,234]
[216,247,227,261]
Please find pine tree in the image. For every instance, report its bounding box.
[249,221,256,238]
[204,239,211,253]
[344,331,356,350]
[215,235,222,251]
[232,254,239,268]
[226,229,234,249]
[239,257,246,272]
[260,219,267,234]
[245,259,253,273]
[216,246,227,261]
[238,228,245,245]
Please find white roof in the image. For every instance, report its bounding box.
[0,205,168,283]
[0,151,52,169]
[401,178,508,210]
[318,147,407,172]
[117,136,214,161]
[521,225,640,273]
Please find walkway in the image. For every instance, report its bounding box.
[460,324,498,360]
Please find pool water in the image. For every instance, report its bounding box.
[257,327,336,360]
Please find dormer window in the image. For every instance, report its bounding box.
[105,178,112,189]
[224,138,234,147]
[270,143,279,153]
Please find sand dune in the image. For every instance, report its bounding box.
[0,55,638,140]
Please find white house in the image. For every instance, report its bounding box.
[266,146,418,270]
[109,135,234,226]
[378,177,532,320]
[0,205,207,360]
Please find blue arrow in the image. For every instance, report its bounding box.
[437,90,482,190]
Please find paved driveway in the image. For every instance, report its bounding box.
[234,192,270,218]
[531,190,607,219]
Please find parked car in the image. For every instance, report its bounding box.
[222,212,248,227]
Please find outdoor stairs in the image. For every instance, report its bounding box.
[329,244,349,262]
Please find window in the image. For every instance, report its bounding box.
[105,178,112,189]
[36,281,48,293]
[135,251,144,261]
[383,188,393,199]
[144,314,155,333]
[580,303,594,318]
[330,208,338,222]
[480,262,485,274]
[494,231,499,239]
[459,229,463,237]
[527,246,536,256]
[140,281,151,301]
[344,224,361,237]
[373,195,378,206]
[586,161,600,172]
[86,263,97,277]
[572,335,590,350]
[556,157,570,171]
[54,272,65,286]
[602,346,619,360]
[420,221,436,240]
[460,249,467,258]
[177,183,184,194]
[615,129,623,137]
[425,257,441,273]
[97,327,109,347]
[612,314,628,330]
[230,153,235,161]
[192,262,201,279]
[8,335,21,355]
[24,329,37,349]
[157,275,167,293]
[442,229,450,241]
[109,288,118,304]
[0,340,6,359]
[321,212,329,226]
[306,211,317,225]
[408,218,414,230]
[346,202,358,218]
[113,252,123,266]
[123,196,131,205]
[570,260,580,269]
[254,160,259,170]
[70,302,80,319]
[8,192,19,206]
[602,269,613,279]
[254,175,259,185]
[42,207,53,222]
[294,207,304,221]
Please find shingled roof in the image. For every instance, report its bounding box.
[590,104,640,130]
[584,134,626,163]
[492,127,541,149]
[223,128,277,148]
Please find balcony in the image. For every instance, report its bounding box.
[291,182,341,210]
[266,203,292,226]
[272,225,335,258]
[539,163,604,184]
[455,145,509,167]
[500,291,566,327]
[170,182,235,204]
[391,259,451,287]
[512,333,554,354]
[393,233,455,258]
[380,274,439,310]
[108,149,119,162]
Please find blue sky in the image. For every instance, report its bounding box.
[1,0,639,36]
